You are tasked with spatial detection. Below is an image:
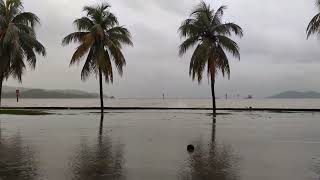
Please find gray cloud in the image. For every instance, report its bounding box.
[4,0,320,98]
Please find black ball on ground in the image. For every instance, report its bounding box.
[187,144,195,153]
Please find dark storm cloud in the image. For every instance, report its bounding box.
[4,0,320,98]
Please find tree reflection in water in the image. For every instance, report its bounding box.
[179,117,239,180]
[70,116,125,180]
[0,121,38,180]
[311,156,320,179]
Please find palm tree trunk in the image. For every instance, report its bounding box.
[211,77,216,122]
[98,70,104,120]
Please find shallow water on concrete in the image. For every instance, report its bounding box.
[3,98,320,109]
[0,110,319,179]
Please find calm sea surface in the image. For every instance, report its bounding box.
[0,110,320,179]
[2,98,320,108]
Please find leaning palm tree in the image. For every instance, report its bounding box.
[307,0,320,38]
[0,0,46,107]
[178,2,243,119]
[63,2,132,119]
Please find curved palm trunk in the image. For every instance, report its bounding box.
[99,70,104,121]
[211,77,216,122]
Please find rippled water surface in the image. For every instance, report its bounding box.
[0,110,320,179]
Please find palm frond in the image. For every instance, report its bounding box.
[213,23,243,37]
[217,35,240,59]
[101,11,118,28]
[215,46,230,79]
[178,19,201,38]
[214,6,227,21]
[20,31,46,56]
[96,46,113,83]
[21,44,36,69]
[107,26,133,46]
[9,46,25,82]
[12,12,40,28]
[81,47,95,81]
[15,23,35,35]
[6,0,23,17]
[189,42,210,82]
[108,43,126,76]
[73,17,94,31]
[70,33,94,65]
[3,23,19,47]
[191,1,210,16]
[179,36,199,56]
[307,13,320,38]
[62,32,88,46]
[103,50,113,83]
[98,2,111,12]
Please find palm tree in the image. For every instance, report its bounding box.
[307,0,320,38]
[0,0,46,107]
[178,2,243,120]
[63,2,132,119]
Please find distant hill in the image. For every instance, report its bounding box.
[268,91,320,99]
[2,86,113,99]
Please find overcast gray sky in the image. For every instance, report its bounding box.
[4,0,320,98]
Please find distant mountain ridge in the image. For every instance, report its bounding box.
[268,91,320,99]
[2,86,113,99]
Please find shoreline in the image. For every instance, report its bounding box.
[1,107,320,112]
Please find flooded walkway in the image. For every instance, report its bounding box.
[0,110,319,179]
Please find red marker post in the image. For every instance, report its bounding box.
[16,89,20,102]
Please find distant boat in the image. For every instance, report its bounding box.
[245,95,253,99]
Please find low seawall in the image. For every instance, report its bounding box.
[1,107,320,112]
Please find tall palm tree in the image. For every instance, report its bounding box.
[0,0,46,107]
[63,2,132,119]
[307,0,320,38]
[178,2,243,119]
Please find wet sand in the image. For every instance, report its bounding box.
[0,110,319,179]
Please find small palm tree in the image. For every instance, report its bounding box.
[307,0,320,38]
[178,1,243,119]
[0,0,46,107]
[62,2,133,119]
